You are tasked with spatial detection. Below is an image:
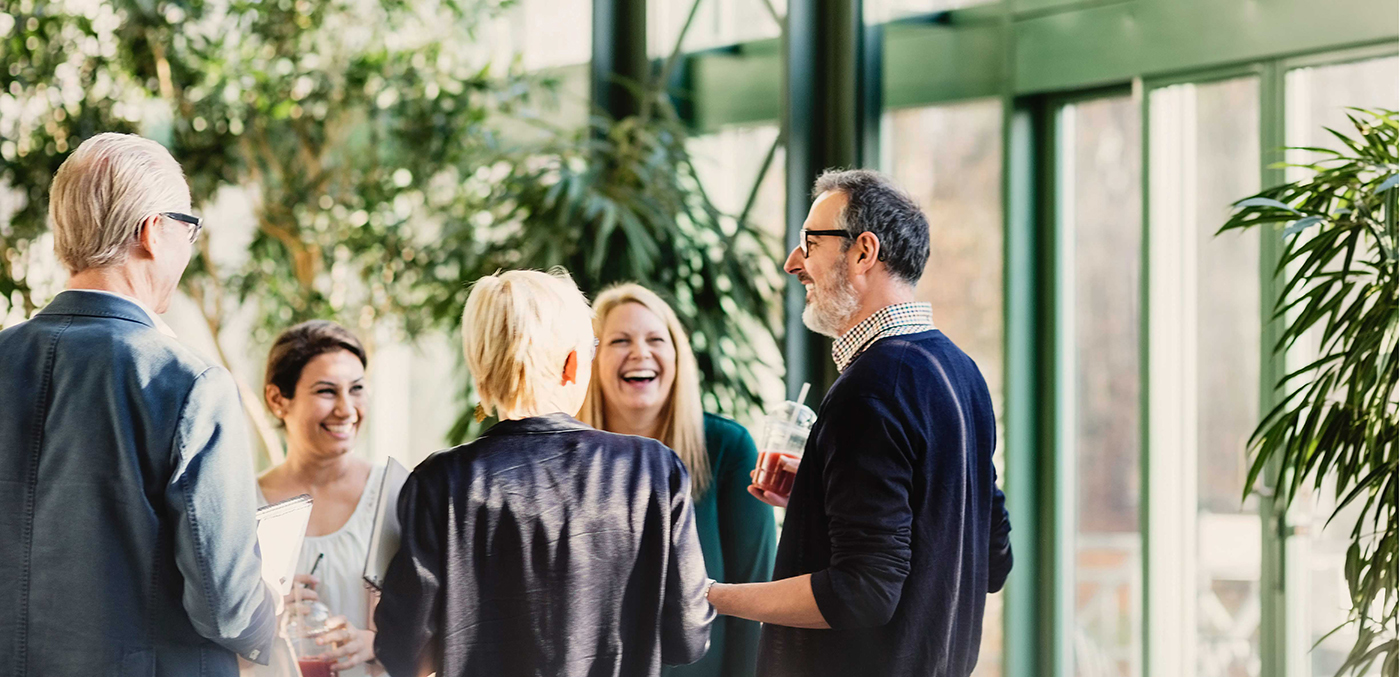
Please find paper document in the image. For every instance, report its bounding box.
[255,493,313,599]
[363,457,410,590]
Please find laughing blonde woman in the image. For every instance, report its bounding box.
[580,283,777,677]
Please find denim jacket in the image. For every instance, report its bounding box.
[0,291,277,676]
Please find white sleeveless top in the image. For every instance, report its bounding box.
[251,464,384,677]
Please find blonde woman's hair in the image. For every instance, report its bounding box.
[49,133,192,274]
[462,268,595,420]
[580,284,710,496]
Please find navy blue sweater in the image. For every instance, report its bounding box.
[757,331,1012,677]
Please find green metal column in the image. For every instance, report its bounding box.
[1002,99,1052,677]
[860,19,884,169]
[592,0,648,120]
[784,0,865,402]
[1257,58,1290,677]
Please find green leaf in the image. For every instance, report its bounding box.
[1233,196,1301,213]
[1346,541,1363,599]
[1283,215,1326,238]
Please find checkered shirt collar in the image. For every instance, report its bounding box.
[831,302,936,372]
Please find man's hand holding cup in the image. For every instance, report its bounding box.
[749,388,815,509]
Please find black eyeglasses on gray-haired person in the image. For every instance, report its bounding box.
[160,211,203,243]
[798,229,853,258]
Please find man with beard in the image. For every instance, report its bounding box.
[705,169,1013,677]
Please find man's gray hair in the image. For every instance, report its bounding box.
[49,133,191,274]
[812,168,930,285]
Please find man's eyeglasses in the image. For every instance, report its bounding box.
[160,212,203,244]
[798,229,854,258]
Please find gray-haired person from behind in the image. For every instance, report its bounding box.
[0,133,278,676]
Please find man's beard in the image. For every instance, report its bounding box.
[801,264,861,338]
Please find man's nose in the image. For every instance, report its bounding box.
[784,246,804,276]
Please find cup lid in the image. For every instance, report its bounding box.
[771,400,817,429]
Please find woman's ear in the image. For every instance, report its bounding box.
[265,383,288,419]
[561,349,579,386]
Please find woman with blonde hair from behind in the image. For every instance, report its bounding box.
[580,283,776,677]
[373,269,714,677]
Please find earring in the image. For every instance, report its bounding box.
[474,403,487,423]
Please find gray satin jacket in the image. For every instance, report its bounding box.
[0,290,277,676]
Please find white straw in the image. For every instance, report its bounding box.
[790,382,811,425]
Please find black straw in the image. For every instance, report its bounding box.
[308,553,324,578]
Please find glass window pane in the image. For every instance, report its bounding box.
[649,0,784,57]
[866,0,997,23]
[469,0,591,130]
[687,124,787,419]
[1284,54,1398,677]
[1192,77,1263,677]
[1148,75,1263,677]
[1061,95,1143,677]
[1286,56,1399,172]
[884,97,1004,677]
[515,0,593,70]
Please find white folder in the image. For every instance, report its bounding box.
[254,493,313,600]
[363,457,410,590]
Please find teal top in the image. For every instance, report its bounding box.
[664,414,778,677]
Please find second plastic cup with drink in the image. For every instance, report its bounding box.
[752,383,817,499]
[285,593,335,677]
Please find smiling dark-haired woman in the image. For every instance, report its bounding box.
[253,320,383,676]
